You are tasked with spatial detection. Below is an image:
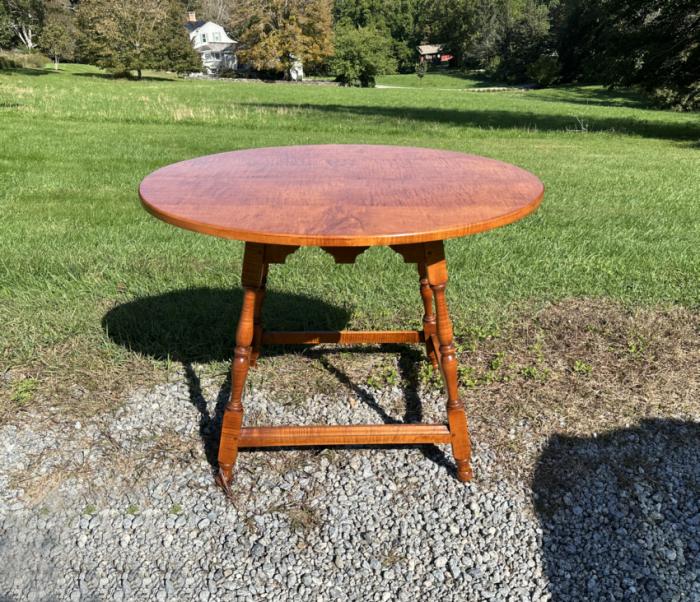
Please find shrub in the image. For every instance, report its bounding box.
[20,52,49,69]
[330,25,397,87]
[217,66,238,79]
[0,50,49,70]
[650,84,700,112]
[0,51,19,69]
[527,54,560,87]
[496,0,551,83]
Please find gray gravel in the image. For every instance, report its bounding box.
[1,368,698,600]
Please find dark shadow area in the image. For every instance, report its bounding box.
[102,286,350,363]
[72,72,176,82]
[533,419,700,600]
[531,86,655,110]
[0,67,55,77]
[104,287,452,477]
[239,101,700,143]
[182,361,230,469]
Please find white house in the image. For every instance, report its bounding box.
[185,12,237,75]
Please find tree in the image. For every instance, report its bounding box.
[2,0,44,49]
[497,0,552,82]
[230,0,333,78]
[467,0,510,69]
[0,3,15,48]
[154,0,201,75]
[553,0,700,109]
[197,0,233,24]
[330,24,396,86]
[379,0,420,71]
[39,4,76,69]
[78,0,198,79]
[551,0,612,83]
[417,0,481,67]
[415,59,426,82]
[78,0,163,78]
[611,0,699,110]
[333,0,384,28]
[333,0,421,71]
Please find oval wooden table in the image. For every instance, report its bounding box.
[139,144,544,493]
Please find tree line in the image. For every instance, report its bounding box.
[328,0,698,109]
[1,0,697,109]
[0,0,200,75]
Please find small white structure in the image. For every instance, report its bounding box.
[289,57,304,81]
[185,12,237,75]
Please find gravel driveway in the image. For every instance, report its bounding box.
[1,368,699,601]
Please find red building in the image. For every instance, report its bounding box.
[417,44,454,65]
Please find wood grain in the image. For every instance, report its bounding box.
[261,330,424,345]
[141,144,545,489]
[217,244,265,486]
[139,145,543,247]
[249,263,268,367]
[213,240,479,487]
[418,262,439,369]
[238,424,452,447]
[426,242,473,482]
[321,246,369,263]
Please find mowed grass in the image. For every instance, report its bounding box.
[376,70,502,88]
[0,64,699,419]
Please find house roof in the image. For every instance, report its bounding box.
[197,42,235,52]
[417,44,444,55]
[185,20,205,33]
[187,21,237,45]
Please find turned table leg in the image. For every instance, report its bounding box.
[216,240,473,491]
[418,262,439,370]
[250,263,268,367]
[425,243,474,482]
[217,244,266,490]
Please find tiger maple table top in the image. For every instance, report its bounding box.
[139,144,544,247]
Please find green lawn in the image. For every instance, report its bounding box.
[376,70,501,88]
[1,64,698,417]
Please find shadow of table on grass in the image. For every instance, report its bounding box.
[103,286,452,478]
[533,419,700,600]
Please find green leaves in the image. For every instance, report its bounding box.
[330,25,397,86]
[77,0,199,79]
[231,0,333,77]
[554,0,700,109]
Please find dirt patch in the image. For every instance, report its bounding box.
[461,298,700,479]
[0,344,163,425]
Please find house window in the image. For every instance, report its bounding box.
[213,32,221,42]
[212,52,220,60]
[201,33,207,44]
